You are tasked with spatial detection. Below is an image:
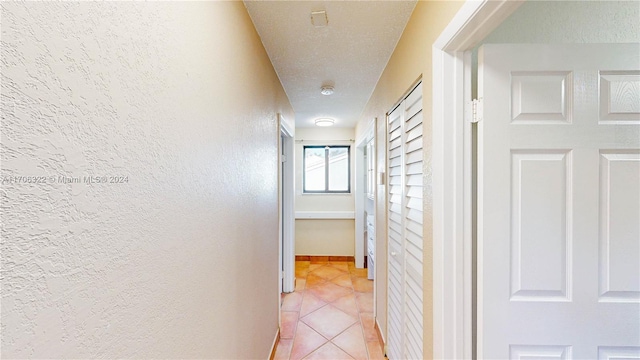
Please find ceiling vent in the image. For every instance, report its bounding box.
[311,10,328,27]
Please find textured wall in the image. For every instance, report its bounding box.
[295,220,355,256]
[354,1,464,357]
[1,2,293,358]
[483,0,640,44]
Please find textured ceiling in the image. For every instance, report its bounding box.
[244,1,417,128]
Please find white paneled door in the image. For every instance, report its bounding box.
[387,82,424,360]
[478,44,640,359]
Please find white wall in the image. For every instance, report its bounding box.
[0,2,293,358]
[295,127,355,256]
[483,0,640,44]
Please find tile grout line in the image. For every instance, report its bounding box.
[305,263,357,359]
[353,265,376,360]
[283,261,377,360]
[300,264,329,358]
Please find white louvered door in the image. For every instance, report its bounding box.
[387,103,404,360]
[387,82,424,360]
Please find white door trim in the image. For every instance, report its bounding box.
[355,118,376,269]
[431,1,524,359]
[355,142,365,269]
[279,114,295,293]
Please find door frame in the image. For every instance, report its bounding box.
[431,1,524,358]
[355,119,376,269]
[354,142,365,269]
[279,114,295,293]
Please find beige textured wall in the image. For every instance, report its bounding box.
[0,2,293,358]
[295,220,355,256]
[295,127,355,256]
[355,0,463,357]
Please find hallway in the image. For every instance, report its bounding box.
[274,260,385,360]
[4,1,639,358]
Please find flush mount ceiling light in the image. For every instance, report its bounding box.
[315,118,335,127]
[311,10,328,27]
[320,85,334,96]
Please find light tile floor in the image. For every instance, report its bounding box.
[274,260,386,360]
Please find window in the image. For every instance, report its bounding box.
[303,145,350,193]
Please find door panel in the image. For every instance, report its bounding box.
[387,104,405,360]
[599,151,640,302]
[510,150,570,301]
[478,44,640,359]
[387,82,424,360]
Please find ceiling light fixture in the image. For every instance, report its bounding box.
[311,10,328,27]
[315,118,335,127]
[320,85,334,96]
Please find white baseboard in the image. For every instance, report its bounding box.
[268,328,280,360]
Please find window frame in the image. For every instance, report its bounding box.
[302,145,351,194]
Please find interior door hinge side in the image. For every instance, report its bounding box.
[468,98,483,123]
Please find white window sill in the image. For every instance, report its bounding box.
[295,211,355,219]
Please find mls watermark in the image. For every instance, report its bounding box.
[1,175,129,185]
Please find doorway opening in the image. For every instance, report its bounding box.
[279,114,295,295]
[355,122,376,272]
[433,1,640,358]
